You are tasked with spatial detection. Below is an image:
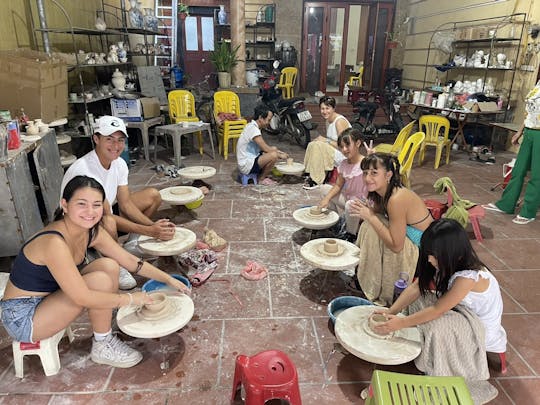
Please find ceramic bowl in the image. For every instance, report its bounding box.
[142,274,191,292]
[327,296,372,324]
[144,292,167,312]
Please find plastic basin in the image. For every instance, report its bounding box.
[327,295,372,324]
[142,274,191,292]
[185,196,204,210]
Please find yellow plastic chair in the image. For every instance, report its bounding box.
[374,120,416,154]
[168,90,204,155]
[347,66,364,87]
[365,370,474,405]
[398,131,425,188]
[277,67,298,99]
[213,90,247,160]
[419,115,451,169]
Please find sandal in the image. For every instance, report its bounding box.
[192,179,212,190]
[241,260,268,281]
[482,203,504,213]
[512,215,535,225]
[190,267,215,287]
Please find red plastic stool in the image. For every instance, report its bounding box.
[231,350,302,405]
[424,199,448,220]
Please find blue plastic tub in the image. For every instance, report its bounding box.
[327,296,372,324]
[142,274,191,292]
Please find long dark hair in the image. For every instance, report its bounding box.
[360,152,402,215]
[417,219,485,297]
[54,176,105,238]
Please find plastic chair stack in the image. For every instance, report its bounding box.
[365,370,474,405]
[397,131,425,188]
[231,349,302,405]
[213,90,247,160]
[277,67,298,99]
[419,115,452,169]
[168,90,205,155]
[374,120,416,154]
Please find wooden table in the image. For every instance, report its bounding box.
[126,116,165,162]
[155,123,215,168]
[410,103,503,149]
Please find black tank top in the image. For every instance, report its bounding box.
[9,230,90,293]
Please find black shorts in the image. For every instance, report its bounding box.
[249,152,263,175]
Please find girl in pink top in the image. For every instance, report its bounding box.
[318,128,373,236]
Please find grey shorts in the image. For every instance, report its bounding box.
[0,296,44,343]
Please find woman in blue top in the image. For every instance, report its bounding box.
[0,176,190,369]
[349,153,433,305]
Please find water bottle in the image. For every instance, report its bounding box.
[170,66,184,89]
[393,272,409,303]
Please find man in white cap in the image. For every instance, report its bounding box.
[61,115,175,289]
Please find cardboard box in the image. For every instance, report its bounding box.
[110,97,160,122]
[463,101,499,112]
[0,49,68,122]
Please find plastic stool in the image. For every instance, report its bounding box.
[239,173,258,186]
[12,326,75,378]
[231,349,302,405]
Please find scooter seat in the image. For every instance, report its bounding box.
[278,97,305,108]
[352,101,379,114]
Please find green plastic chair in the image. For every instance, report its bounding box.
[365,370,474,405]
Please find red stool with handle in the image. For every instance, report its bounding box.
[231,350,302,405]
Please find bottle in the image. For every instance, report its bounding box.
[392,272,409,303]
[497,96,503,110]
[19,108,29,125]
[256,8,263,23]
[446,84,454,109]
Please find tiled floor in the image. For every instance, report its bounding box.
[1,120,539,404]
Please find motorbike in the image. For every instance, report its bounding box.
[259,61,316,148]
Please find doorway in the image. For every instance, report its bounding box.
[301,2,394,95]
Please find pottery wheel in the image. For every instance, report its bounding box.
[300,238,360,271]
[275,162,305,176]
[21,135,42,142]
[160,186,203,205]
[293,207,339,230]
[56,134,72,145]
[335,305,421,365]
[117,294,194,339]
[137,226,197,256]
[60,154,77,167]
[177,166,216,180]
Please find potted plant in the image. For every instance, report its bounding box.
[178,3,190,20]
[385,32,401,48]
[209,41,241,88]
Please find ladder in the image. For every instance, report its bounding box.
[154,0,177,82]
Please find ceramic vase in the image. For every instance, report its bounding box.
[218,5,227,25]
[143,8,159,32]
[217,71,231,88]
[128,0,144,29]
[117,42,127,63]
[111,68,126,91]
[26,121,39,135]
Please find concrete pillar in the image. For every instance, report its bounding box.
[231,0,246,86]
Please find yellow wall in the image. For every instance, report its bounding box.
[395,0,540,128]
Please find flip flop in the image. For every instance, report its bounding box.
[190,267,215,287]
[482,203,504,213]
[512,215,535,225]
[241,260,268,281]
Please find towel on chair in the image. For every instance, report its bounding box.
[410,293,499,405]
[303,141,336,185]
[434,177,476,228]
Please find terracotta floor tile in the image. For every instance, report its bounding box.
[480,239,540,269]
[50,391,168,404]
[496,378,540,404]
[502,314,540,374]
[496,270,540,312]
[264,218,305,242]
[195,199,233,219]
[231,200,286,219]
[228,241,297,273]
[206,218,265,242]
[1,394,53,404]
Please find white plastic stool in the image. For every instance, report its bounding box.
[12,326,75,378]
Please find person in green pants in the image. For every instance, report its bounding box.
[483,80,540,224]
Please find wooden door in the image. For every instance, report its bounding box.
[181,12,216,85]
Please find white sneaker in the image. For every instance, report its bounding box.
[122,239,144,256]
[90,334,143,368]
[119,267,137,290]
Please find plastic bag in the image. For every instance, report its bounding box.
[432,31,455,54]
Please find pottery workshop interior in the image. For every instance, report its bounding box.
[1,0,540,403]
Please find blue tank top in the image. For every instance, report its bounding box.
[9,230,89,293]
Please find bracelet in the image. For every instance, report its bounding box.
[326,138,331,144]
[134,258,144,274]
[127,292,133,306]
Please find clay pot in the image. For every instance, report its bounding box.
[287,157,294,166]
[310,206,322,215]
[111,68,126,91]
[26,121,39,135]
[324,239,339,254]
[144,292,167,313]
[368,313,389,335]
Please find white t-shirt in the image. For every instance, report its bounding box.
[60,150,129,213]
[524,80,540,129]
[326,114,350,165]
[236,120,262,174]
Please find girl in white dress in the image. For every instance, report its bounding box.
[373,218,507,354]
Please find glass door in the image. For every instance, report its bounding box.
[301,2,393,95]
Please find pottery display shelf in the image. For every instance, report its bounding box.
[274,161,305,176]
[177,165,216,180]
[117,293,194,338]
[335,305,421,365]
